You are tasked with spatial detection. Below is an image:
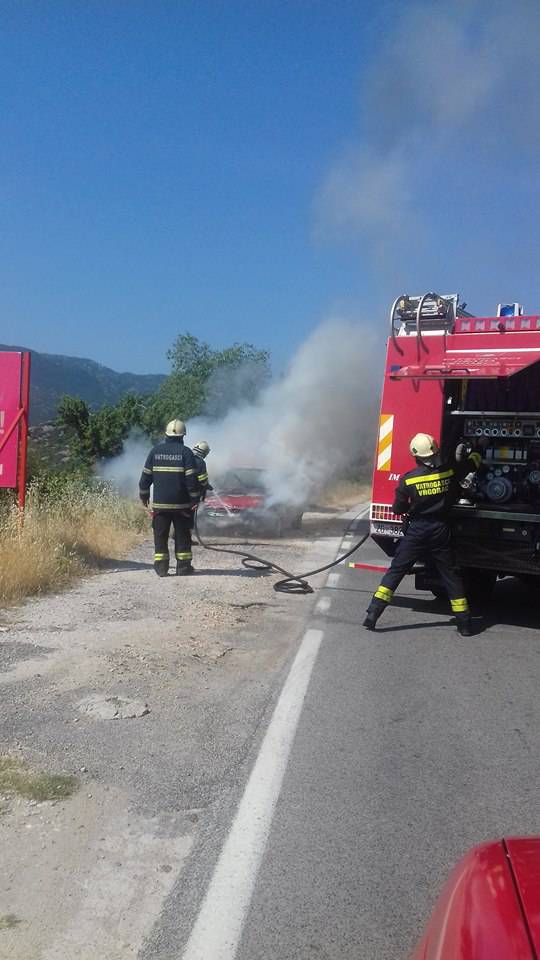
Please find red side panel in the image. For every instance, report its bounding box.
[372,336,445,510]
[506,837,540,956]
[0,351,23,489]
[455,314,540,335]
[411,841,534,960]
[394,348,540,380]
[389,325,540,380]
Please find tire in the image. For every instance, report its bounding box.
[290,511,303,531]
[265,513,283,537]
[461,568,497,605]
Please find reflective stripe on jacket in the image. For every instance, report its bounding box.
[392,452,481,520]
[139,437,200,511]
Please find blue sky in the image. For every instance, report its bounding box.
[1,1,539,374]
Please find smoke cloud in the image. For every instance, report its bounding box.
[103,318,381,507]
[316,0,540,305]
[188,317,381,506]
[101,433,151,498]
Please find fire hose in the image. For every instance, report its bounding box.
[193,510,371,595]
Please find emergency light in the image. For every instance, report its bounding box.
[497,303,523,317]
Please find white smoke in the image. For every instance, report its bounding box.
[102,317,381,508]
[187,317,381,507]
[315,0,540,305]
[101,433,150,498]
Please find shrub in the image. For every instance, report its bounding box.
[0,475,147,605]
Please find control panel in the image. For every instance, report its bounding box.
[463,418,540,439]
[453,414,540,505]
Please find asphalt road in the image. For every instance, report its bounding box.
[145,511,540,960]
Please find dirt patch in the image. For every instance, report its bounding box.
[0,641,52,673]
[0,509,349,690]
[317,480,372,511]
[0,785,194,960]
[78,695,150,720]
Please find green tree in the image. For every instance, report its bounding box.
[56,335,271,464]
[143,334,270,435]
[57,393,146,465]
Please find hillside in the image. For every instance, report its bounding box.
[0,345,166,424]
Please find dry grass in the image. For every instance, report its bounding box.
[317,479,372,511]
[0,914,22,930]
[0,756,77,801]
[0,477,146,605]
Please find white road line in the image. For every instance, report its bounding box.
[181,628,324,960]
[327,572,340,588]
[316,596,331,614]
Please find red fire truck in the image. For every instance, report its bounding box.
[371,293,540,600]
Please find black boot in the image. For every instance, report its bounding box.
[176,563,194,576]
[456,615,473,637]
[363,598,386,631]
[154,561,169,578]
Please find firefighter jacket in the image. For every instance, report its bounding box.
[392,452,481,521]
[193,453,212,500]
[139,437,200,511]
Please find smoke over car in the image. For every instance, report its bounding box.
[200,468,304,537]
[102,317,381,516]
[188,317,381,512]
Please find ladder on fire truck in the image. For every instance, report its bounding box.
[388,293,540,380]
[389,292,472,357]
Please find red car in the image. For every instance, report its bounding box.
[200,468,304,536]
[412,838,540,959]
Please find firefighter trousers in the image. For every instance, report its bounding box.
[152,511,193,573]
[369,518,469,620]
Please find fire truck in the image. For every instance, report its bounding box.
[371,293,540,600]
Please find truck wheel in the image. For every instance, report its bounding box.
[461,569,497,605]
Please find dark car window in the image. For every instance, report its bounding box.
[216,469,267,494]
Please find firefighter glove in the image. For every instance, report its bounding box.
[140,494,150,507]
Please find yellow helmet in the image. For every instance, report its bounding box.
[165,419,186,437]
[410,433,439,458]
[193,440,210,458]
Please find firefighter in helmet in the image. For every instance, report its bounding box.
[364,433,482,636]
[139,419,200,577]
[192,440,213,501]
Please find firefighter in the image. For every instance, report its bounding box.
[192,440,213,501]
[139,419,200,577]
[363,433,482,636]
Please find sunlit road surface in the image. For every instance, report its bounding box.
[146,512,540,960]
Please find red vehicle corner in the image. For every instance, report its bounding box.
[412,837,540,959]
[371,294,540,599]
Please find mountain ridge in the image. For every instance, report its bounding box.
[0,344,166,424]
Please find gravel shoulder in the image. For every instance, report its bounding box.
[0,507,357,959]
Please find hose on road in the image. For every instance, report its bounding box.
[194,512,370,595]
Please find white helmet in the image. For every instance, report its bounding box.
[193,440,210,458]
[410,433,439,459]
[165,419,186,437]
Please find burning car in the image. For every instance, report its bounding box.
[199,468,304,536]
